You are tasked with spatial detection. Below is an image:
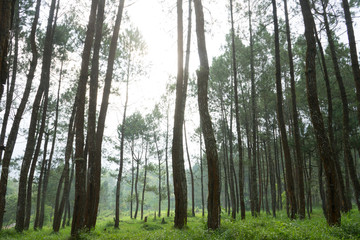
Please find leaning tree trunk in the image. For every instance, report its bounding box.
[272,0,297,220]
[299,0,341,226]
[314,26,350,212]
[341,0,360,124]
[88,0,125,228]
[84,0,105,230]
[0,0,40,229]
[0,0,15,102]
[15,0,57,232]
[184,123,195,217]
[321,0,360,211]
[194,0,220,229]
[0,0,19,162]
[71,0,99,235]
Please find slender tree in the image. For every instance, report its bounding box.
[272,0,297,220]
[172,0,187,229]
[299,0,341,226]
[71,0,99,235]
[229,0,245,220]
[194,0,220,229]
[320,0,360,211]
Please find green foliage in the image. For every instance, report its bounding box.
[1,210,359,239]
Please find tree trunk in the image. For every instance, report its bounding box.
[314,25,350,212]
[321,0,360,211]
[199,124,205,217]
[141,144,148,220]
[229,0,245,219]
[299,0,341,226]
[84,0,105,230]
[165,103,171,217]
[154,132,162,217]
[71,0,99,235]
[341,0,360,124]
[283,0,305,219]
[39,59,62,228]
[134,157,140,219]
[184,123,195,217]
[272,0,297,220]
[15,0,57,231]
[194,0,220,229]
[248,0,259,216]
[0,0,19,162]
[53,102,76,232]
[172,0,187,229]
[115,68,129,228]
[0,0,15,102]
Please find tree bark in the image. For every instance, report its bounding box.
[140,144,148,220]
[321,0,360,211]
[283,0,305,219]
[172,0,187,229]
[194,0,220,229]
[184,123,195,217]
[85,0,105,229]
[0,0,15,102]
[272,0,297,220]
[71,0,99,235]
[341,0,360,124]
[299,0,341,226]
[229,0,245,220]
[15,0,57,231]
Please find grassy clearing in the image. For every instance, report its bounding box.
[0,209,359,239]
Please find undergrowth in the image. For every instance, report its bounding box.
[0,209,358,239]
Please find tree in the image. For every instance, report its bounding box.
[172,0,188,229]
[229,0,245,220]
[0,0,15,102]
[71,0,99,235]
[194,0,220,229]
[15,0,57,231]
[299,0,341,226]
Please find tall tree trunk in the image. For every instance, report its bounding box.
[341,0,360,124]
[154,132,162,217]
[299,0,341,226]
[283,0,305,219]
[0,0,15,102]
[141,144,148,220]
[39,59,62,228]
[115,68,129,228]
[199,124,205,217]
[15,0,57,231]
[85,0,105,229]
[272,0,297,220]
[172,0,187,229]
[229,0,245,220]
[248,0,259,216]
[34,132,49,229]
[227,101,236,219]
[53,102,76,232]
[71,0,99,235]
[165,103,171,217]
[321,0,360,211]
[194,0,220,229]
[314,25,350,212]
[0,0,19,162]
[184,123,195,217]
[134,158,140,219]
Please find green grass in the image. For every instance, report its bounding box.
[0,209,359,239]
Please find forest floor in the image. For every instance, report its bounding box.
[0,209,359,239]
